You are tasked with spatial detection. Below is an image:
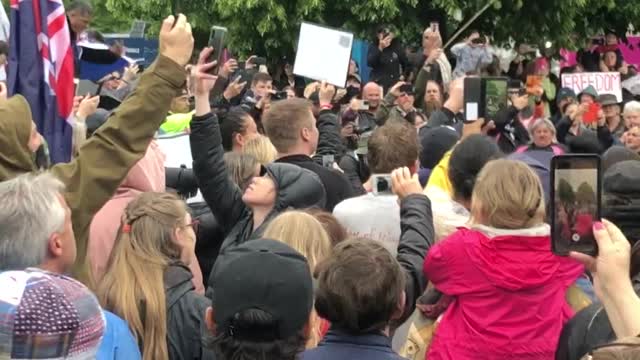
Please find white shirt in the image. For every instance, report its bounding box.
[333,193,400,255]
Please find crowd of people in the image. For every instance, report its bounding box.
[1,1,640,359]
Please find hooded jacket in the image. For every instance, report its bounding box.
[423,224,584,360]
[602,160,640,243]
[189,113,327,290]
[0,56,187,284]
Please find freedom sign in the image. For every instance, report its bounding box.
[561,72,623,102]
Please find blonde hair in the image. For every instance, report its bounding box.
[97,192,187,360]
[243,135,277,165]
[263,211,332,349]
[263,211,332,270]
[471,159,545,229]
[224,152,260,191]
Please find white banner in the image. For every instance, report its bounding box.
[561,72,622,102]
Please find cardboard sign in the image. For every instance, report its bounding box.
[622,74,640,96]
[293,22,354,87]
[561,72,622,102]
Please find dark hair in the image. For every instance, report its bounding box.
[67,0,93,15]
[448,134,502,202]
[561,101,576,115]
[314,239,405,334]
[252,73,273,87]
[209,308,307,360]
[220,108,252,152]
[305,209,348,247]
[0,41,8,56]
[367,123,419,173]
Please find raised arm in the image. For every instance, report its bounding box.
[391,167,435,323]
[51,15,194,280]
[312,82,343,164]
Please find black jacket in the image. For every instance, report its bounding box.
[426,107,463,134]
[556,116,615,152]
[275,109,355,211]
[396,194,435,324]
[338,153,368,197]
[189,113,327,290]
[367,38,410,91]
[488,106,530,154]
[189,202,225,284]
[165,264,214,360]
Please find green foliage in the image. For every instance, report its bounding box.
[557,179,575,204]
[89,0,640,62]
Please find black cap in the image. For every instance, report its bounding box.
[211,239,313,340]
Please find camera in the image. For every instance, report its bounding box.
[165,166,199,199]
[371,174,393,195]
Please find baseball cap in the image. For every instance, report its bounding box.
[598,94,619,107]
[0,269,105,359]
[210,239,313,340]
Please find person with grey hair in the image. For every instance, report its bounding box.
[67,0,93,37]
[414,25,452,109]
[0,172,143,359]
[516,118,565,154]
[623,101,640,130]
[0,173,70,273]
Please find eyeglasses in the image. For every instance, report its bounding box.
[185,219,200,234]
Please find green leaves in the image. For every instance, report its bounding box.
[88,0,640,63]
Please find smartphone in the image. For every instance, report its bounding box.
[371,174,393,196]
[483,77,508,121]
[399,84,415,95]
[551,154,601,257]
[252,57,267,66]
[75,79,99,97]
[582,102,601,125]
[322,155,335,169]
[471,37,486,45]
[272,90,288,101]
[208,26,228,74]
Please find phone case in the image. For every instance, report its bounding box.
[550,154,601,257]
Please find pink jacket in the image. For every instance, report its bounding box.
[88,141,204,294]
[423,224,584,360]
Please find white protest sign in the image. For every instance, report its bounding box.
[156,132,203,203]
[561,72,622,102]
[293,22,353,88]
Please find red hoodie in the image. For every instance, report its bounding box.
[423,224,584,360]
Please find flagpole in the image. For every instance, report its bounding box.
[444,0,497,49]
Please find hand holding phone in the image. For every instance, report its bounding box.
[551,155,601,257]
[371,174,393,196]
[207,26,228,74]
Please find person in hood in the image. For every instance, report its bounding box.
[0,15,195,284]
[189,54,326,287]
[98,192,213,360]
[423,159,584,360]
[88,141,204,294]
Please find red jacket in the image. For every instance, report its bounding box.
[423,225,584,360]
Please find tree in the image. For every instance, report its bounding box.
[575,182,596,205]
[94,0,640,63]
[557,179,575,204]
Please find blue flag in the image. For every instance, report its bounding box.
[8,0,75,164]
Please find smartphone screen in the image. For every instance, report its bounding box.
[76,80,99,97]
[371,174,393,196]
[484,78,508,121]
[551,155,601,256]
[208,26,228,74]
[322,155,335,169]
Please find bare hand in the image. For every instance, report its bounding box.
[122,63,140,83]
[379,35,392,50]
[0,82,7,102]
[597,109,606,127]
[159,14,194,66]
[318,81,336,107]
[220,59,238,78]
[391,167,423,199]
[426,48,443,64]
[349,98,361,112]
[193,47,219,96]
[245,56,257,70]
[341,123,355,138]
[223,76,247,100]
[76,95,100,119]
[389,81,406,97]
[570,220,631,299]
[444,77,464,114]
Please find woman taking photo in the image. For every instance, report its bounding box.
[98,192,211,360]
[423,159,584,359]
